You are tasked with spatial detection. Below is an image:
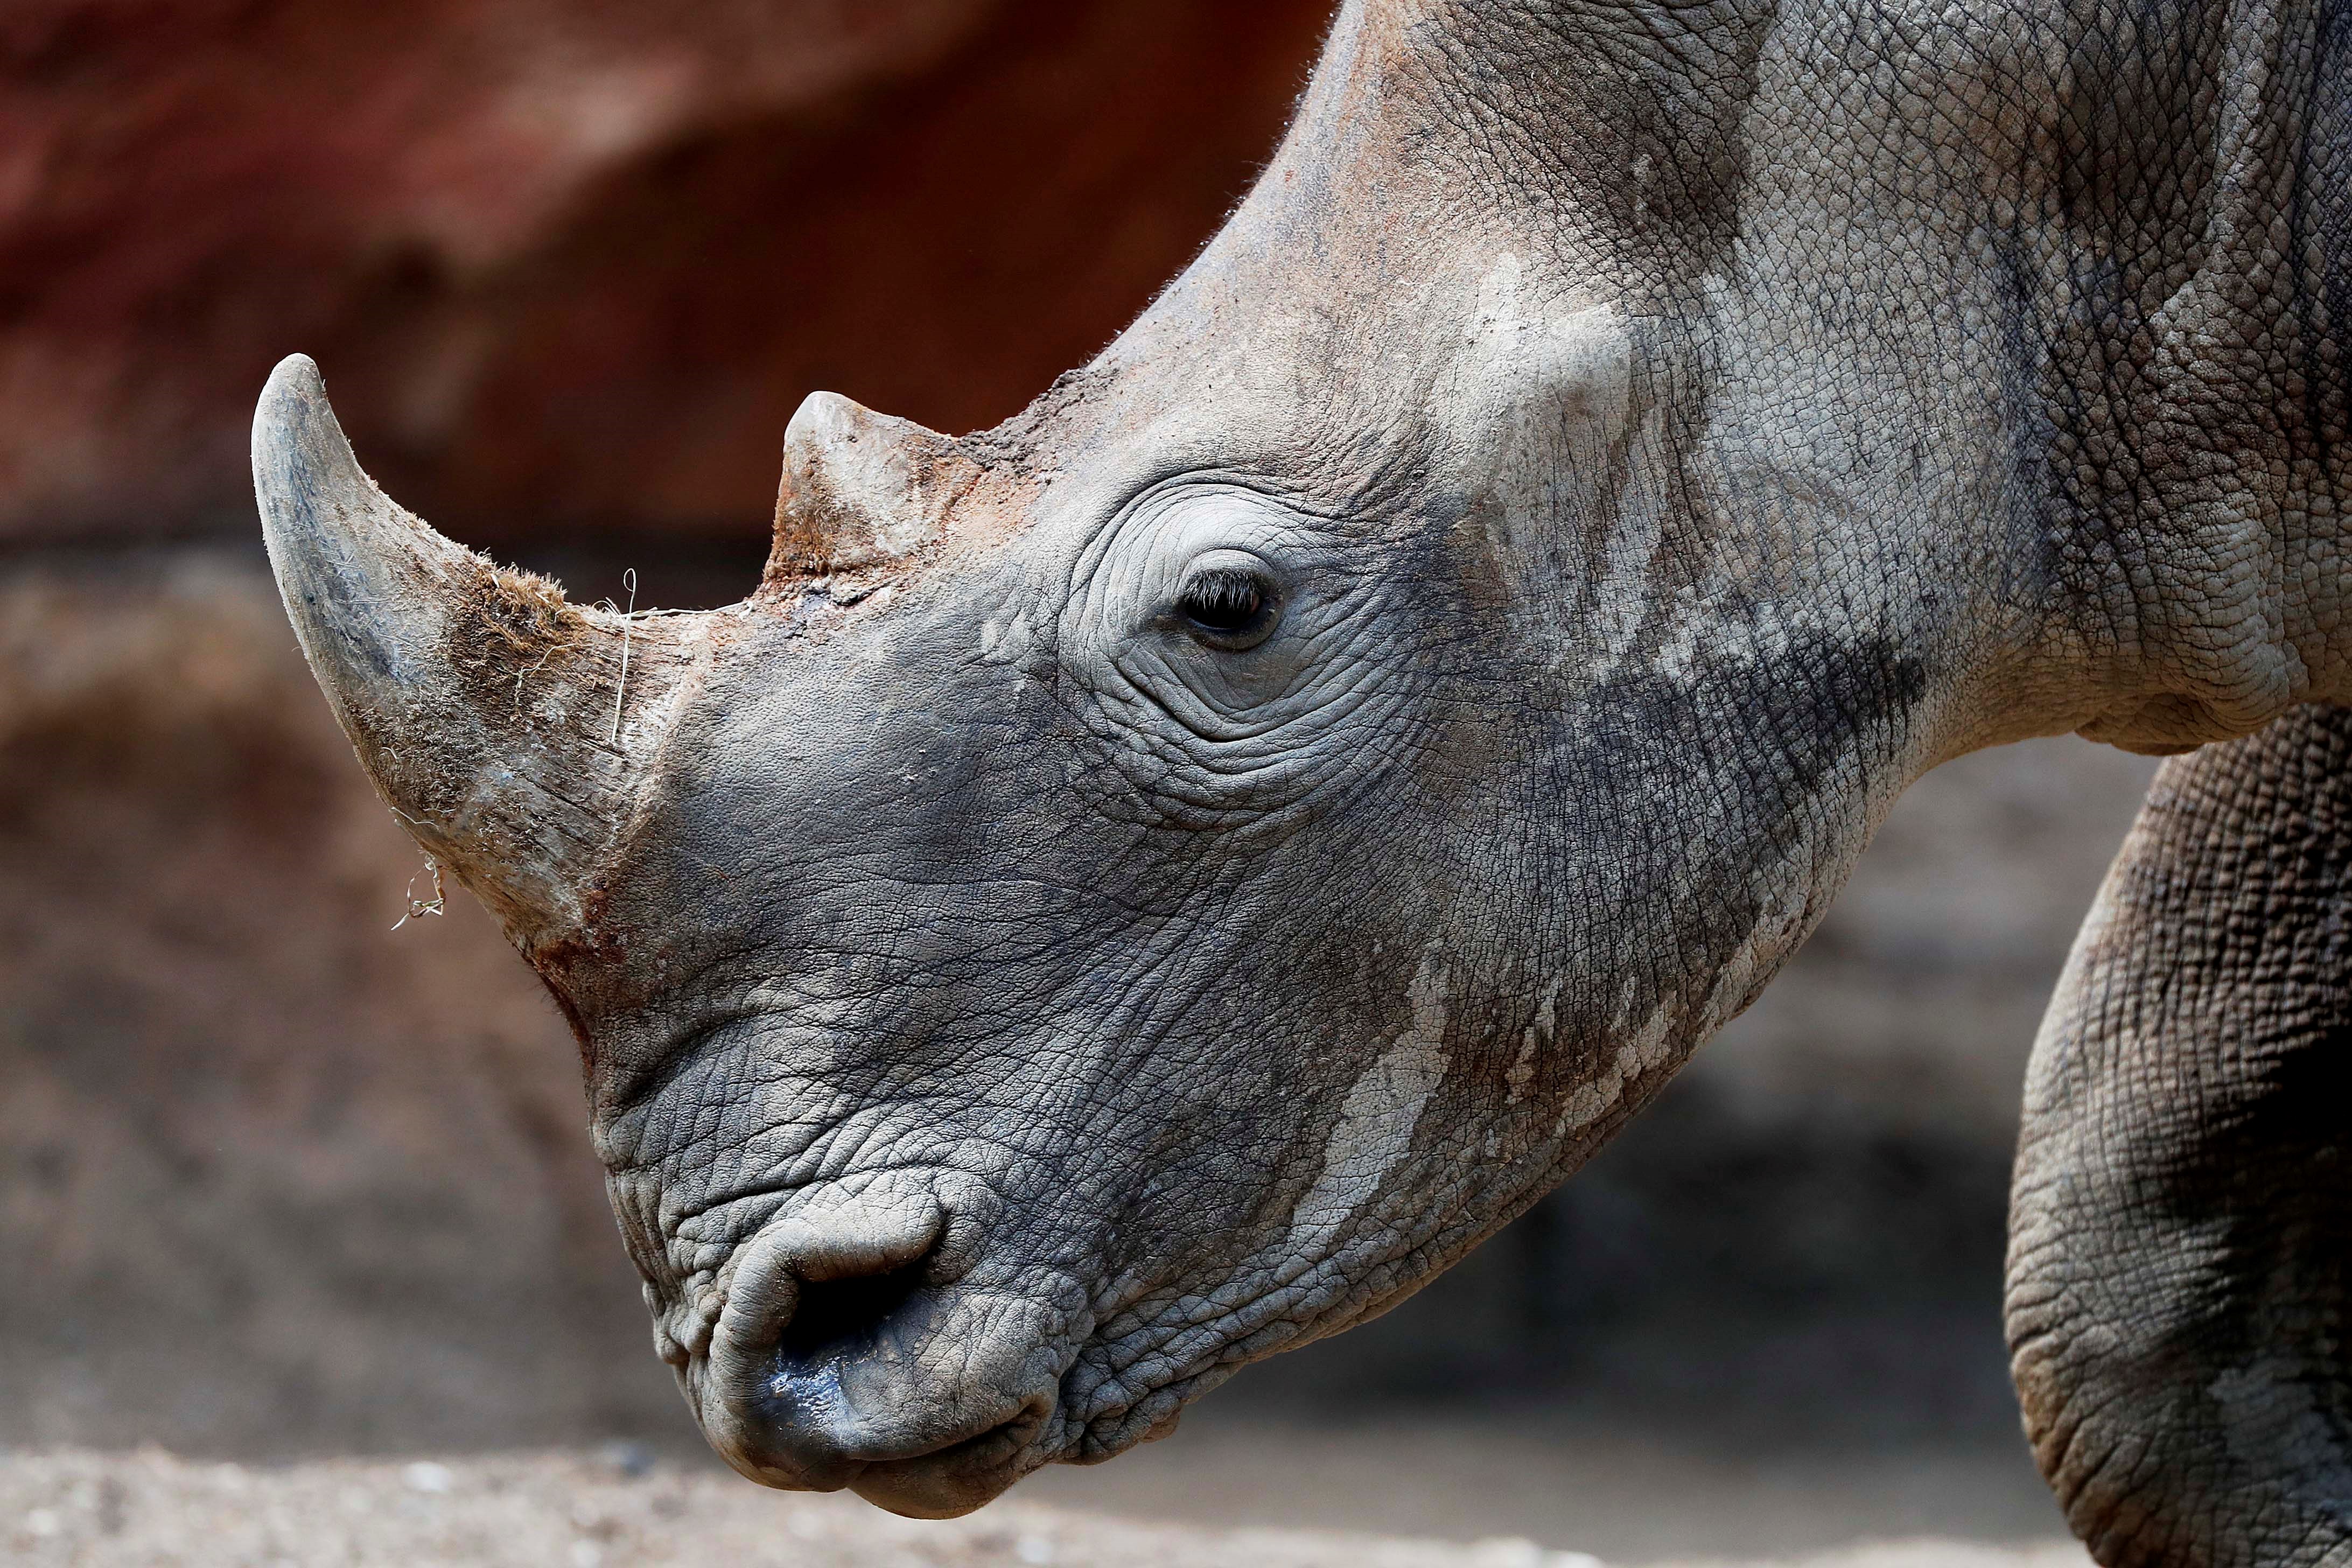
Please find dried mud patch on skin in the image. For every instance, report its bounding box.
[0,1450,2086,1568]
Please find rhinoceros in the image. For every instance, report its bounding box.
[253,0,2351,1559]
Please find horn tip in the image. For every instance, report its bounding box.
[256,354,331,457]
[264,351,324,399]
[253,351,368,520]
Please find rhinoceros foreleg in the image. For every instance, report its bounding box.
[2008,704,2352,1567]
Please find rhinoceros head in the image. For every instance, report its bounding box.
[253,0,2062,1520]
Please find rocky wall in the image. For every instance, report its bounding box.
[1,0,1331,545]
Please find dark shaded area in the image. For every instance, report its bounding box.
[1274,1084,2022,1450]
[778,1266,932,1369]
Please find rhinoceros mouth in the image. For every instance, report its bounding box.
[839,1395,1062,1516]
[684,1340,1065,1516]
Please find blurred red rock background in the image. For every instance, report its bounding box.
[1,0,1327,548]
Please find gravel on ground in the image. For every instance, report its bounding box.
[0,1450,2086,1568]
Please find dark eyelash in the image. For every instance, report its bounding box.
[1180,570,1265,624]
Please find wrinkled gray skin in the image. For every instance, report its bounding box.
[254,0,2352,1555]
[2010,704,2352,1568]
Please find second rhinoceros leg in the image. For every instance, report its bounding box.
[2007,704,2352,1567]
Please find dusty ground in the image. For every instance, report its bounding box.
[0,1449,2085,1568]
[1016,1410,2075,1563]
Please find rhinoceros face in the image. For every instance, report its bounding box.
[257,325,1929,1513]
[586,473,1489,1510]
[255,0,1970,1521]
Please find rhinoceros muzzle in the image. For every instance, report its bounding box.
[690,1184,1034,1508]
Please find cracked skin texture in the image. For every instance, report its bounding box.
[255,0,2352,1553]
[2009,704,2352,1567]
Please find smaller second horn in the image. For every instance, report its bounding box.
[767,391,982,581]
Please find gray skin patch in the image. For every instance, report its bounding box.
[1284,955,1452,1259]
[2008,706,2352,1565]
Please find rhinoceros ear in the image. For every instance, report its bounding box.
[254,354,711,946]
[766,390,982,580]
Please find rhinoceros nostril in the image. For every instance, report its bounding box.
[699,1188,984,1490]
[711,1189,947,1375]
[775,1260,928,1366]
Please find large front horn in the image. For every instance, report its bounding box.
[254,354,712,945]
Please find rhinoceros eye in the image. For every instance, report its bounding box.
[1173,551,1284,651]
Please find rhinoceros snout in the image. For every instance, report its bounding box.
[692,1181,1056,1516]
